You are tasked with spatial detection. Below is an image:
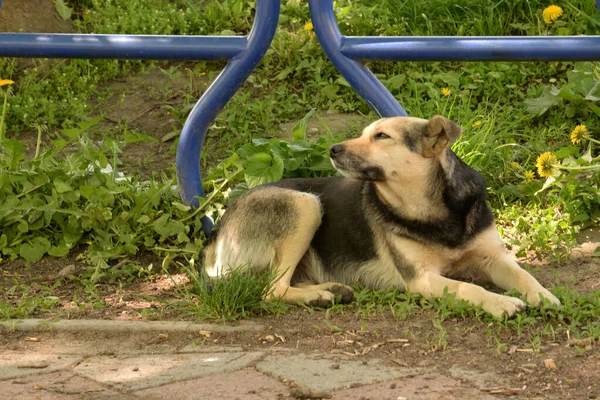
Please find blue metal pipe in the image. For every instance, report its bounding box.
[341,36,600,62]
[307,0,407,117]
[0,34,247,60]
[176,0,280,235]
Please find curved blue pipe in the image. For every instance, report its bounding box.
[307,0,407,117]
[176,0,280,235]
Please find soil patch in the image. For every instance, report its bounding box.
[0,0,75,33]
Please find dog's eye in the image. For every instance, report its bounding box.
[374,132,390,140]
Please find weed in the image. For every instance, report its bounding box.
[172,259,287,321]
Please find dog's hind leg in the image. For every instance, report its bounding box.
[294,282,354,304]
[268,192,348,307]
[205,187,345,307]
[407,271,527,318]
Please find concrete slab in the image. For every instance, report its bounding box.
[73,351,264,391]
[133,369,288,400]
[0,370,121,400]
[0,319,263,333]
[330,373,497,400]
[256,353,422,391]
[9,334,180,356]
[177,344,244,354]
[447,366,502,388]
[0,352,82,380]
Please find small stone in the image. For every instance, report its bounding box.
[264,335,275,342]
[543,359,557,370]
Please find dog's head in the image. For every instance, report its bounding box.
[329,116,461,182]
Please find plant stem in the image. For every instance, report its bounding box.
[0,92,8,148]
[559,165,600,172]
[34,125,42,159]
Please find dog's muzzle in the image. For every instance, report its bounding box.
[330,144,344,159]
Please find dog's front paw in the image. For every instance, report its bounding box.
[303,290,336,308]
[526,288,561,307]
[485,294,527,318]
[322,283,354,304]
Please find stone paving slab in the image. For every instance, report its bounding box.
[133,369,288,400]
[256,353,423,392]
[0,352,82,380]
[0,318,263,333]
[0,370,121,400]
[73,351,264,391]
[330,373,497,400]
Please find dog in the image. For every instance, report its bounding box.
[203,115,560,317]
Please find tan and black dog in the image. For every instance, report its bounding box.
[204,116,560,317]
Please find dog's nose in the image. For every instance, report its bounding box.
[330,144,344,157]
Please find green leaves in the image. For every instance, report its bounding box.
[525,63,600,117]
[53,0,72,20]
[238,136,337,190]
[245,152,284,188]
[0,126,208,281]
[20,237,51,263]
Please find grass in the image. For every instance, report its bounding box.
[171,260,288,321]
[0,0,599,344]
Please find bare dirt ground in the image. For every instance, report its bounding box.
[0,0,75,33]
[2,2,600,399]
[2,239,600,399]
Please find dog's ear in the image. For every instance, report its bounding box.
[423,116,462,156]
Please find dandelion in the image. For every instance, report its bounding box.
[510,161,521,170]
[472,120,482,127]
[441,88,451,97]
[570,125,589,144]
[303,22,315,40]
[524,170,535,183]
[536,151,558,178]
[1,79,15,148]
[543,5,563,24]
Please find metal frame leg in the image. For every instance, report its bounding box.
[308,0,600,120]
[307,0,407,118]
[0,0,280,236]
[175,0,279,235]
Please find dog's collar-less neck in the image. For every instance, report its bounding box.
[371,181,440,222]
[366,181,490,249]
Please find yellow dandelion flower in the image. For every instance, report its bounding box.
[441,88,451,97]
[0,79,15,87]
[524,170,535,183]
[510,161,521,170]
[536,151,558,178]
[570,124,588,144]
[543,5,563,24]
[304,22,313,31]
[472,120,482,127]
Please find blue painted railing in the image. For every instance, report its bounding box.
[1,0,599,235]
[307,0,600,118]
